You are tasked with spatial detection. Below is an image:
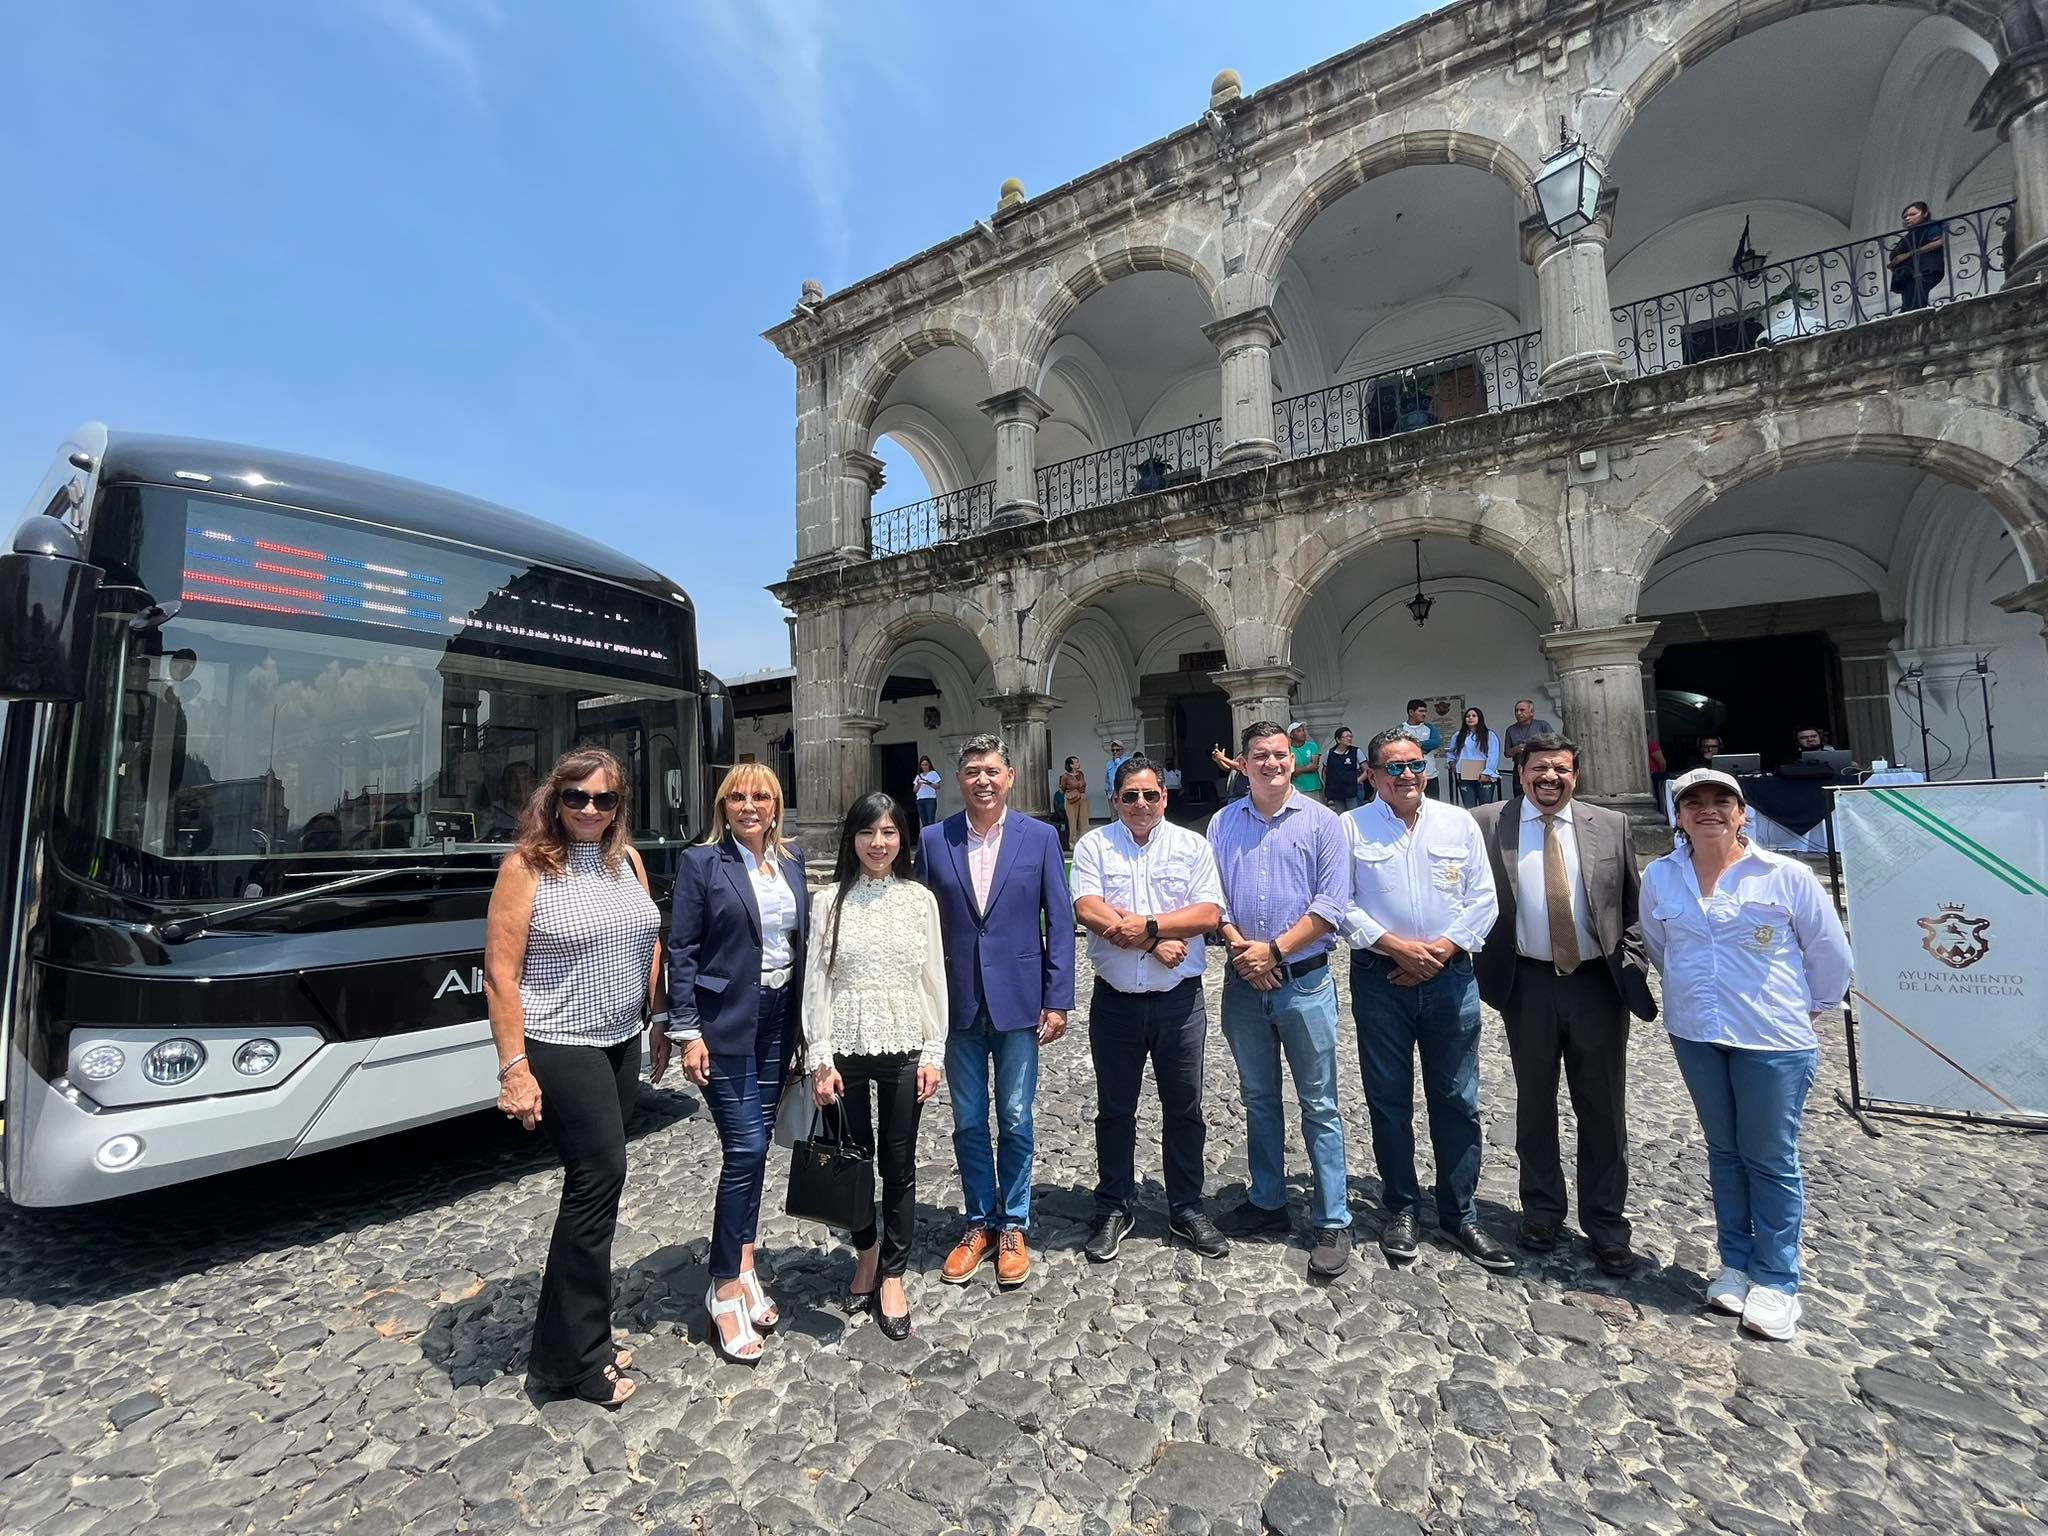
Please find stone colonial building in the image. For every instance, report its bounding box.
[766,0,2048,850]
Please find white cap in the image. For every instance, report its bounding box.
[1287,720,1305,732]
[1669,766,1746,807]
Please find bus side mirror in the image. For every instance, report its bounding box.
[0,514,104,703]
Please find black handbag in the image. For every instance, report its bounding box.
[783,1100,875,1231]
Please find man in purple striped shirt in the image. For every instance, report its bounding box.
[1207,720,1355,1278]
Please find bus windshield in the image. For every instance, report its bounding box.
[61,488,699,901]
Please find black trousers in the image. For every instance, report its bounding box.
[835,1052,923,1276]
[525,1034,638,1391]
[1088,976,1208,1221]
[1502,958,1631,1247]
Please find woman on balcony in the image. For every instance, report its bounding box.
[1888,202,1948,312]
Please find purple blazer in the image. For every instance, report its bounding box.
[919,811,1075,1032]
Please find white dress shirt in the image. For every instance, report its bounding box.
[740,842,798,976]
[1340,797,1498,953]
[1641,843,1853,1052]
[1070,820,1226,993]
[1514,797,1600,964]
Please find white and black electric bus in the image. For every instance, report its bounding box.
[0,426,732,1206]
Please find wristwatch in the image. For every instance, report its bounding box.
[1144,917,1160,942]
[1269,940,1285,968]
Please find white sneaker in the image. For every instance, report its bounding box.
[1740,1285,1802,1341]
[1705,1266,1750,1315]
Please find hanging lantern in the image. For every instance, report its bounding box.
[1532,117,1605,240]
[1404,539,1434,627]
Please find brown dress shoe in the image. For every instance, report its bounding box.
[996,1229,1032,1287]
[941,1226,994,1284]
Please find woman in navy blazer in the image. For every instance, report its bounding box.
[667,763,808,1365]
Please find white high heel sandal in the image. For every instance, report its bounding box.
[737,1268,778,1331]
[704,1283,763,1366]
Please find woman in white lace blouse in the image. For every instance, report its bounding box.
[802,793,948,1341]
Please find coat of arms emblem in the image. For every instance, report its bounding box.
[1917,902,1992,969]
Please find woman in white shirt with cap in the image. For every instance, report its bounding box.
[1641,768,1852,1342]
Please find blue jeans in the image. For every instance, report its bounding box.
[1669,1036,1818,1292]
[1352,951,1483,1230]
[946,1007,1040,1230]
[1219,966,1350,1230]
[917,799,938,826]
[701,984,789,1279]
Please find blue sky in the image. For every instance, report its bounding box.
[2,2,1425,677]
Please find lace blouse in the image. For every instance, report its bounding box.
[800,876,948,1071]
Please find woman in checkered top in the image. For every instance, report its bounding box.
[485,746,662,1407]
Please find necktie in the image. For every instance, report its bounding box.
[1542,813,1581,974]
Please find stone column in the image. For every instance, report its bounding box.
[1202,306,1284,468]
[837,448,886,557]
[838,713,886,818]
[1827,619,1905,767]
[1522,190,1623,393]
[1209,665,1303,745]
[983,690,1060,816]
[1971,45,2048,285]
[789,607,845,859]
[1540,623,1660,800]
[978,387,1052,526]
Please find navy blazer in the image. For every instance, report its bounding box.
[666,836,809,1060]
[918,811,1075,1033]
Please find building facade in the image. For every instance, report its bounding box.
[767,0,2048,851]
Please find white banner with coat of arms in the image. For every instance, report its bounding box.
[1834,781,2048,1120]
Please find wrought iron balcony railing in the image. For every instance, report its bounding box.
[1612,201,2015,378]
[1271,333,1544,460]
[865,479,995,557]
[1035,418,1224,519]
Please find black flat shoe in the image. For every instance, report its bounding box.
[876,1299,912,1341]
[1379,1210,1421,1262]
[1168,1212,1231,1259]
[845,1287,877,1315]
[1452,1221,1518,1273]
[1216,1198,1291,1237]
[1518,1218,1560,1252]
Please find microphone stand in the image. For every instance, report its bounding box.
[1904,665,1932,779]
[1975,655,1997,778]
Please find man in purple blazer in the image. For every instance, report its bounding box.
[919,733,1075,1288]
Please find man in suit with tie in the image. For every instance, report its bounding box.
[1470,734,1657,1276]
[920,733,1076,1288]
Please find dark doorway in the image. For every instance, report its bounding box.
[875,741,921,815]
[1654,631,1836,767]
[1173,692,1233,816]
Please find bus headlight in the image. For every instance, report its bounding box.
[141,1038,206,1086]
[233,1039,281,1076]
[95,1135,145,1170]
[77,1045,126,1081]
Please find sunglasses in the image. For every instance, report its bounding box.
[1119,789,1163,804]
[1378,761,1428,778]
[559,789,620,812]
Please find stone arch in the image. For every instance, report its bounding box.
[840,324,996,449]
[869,402,974,496]
[842,597,1004,716]
[1641,531,1895,614]
[1025,554,1237,694]
[1271,504,1572,644]
[1245,129,1543,299]
[1903,485,2018,647]
[1616,417,2048,616]
[1012,240,1224,392]
[1587,0,2011,166]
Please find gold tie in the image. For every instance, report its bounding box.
[1542,813,1581,975]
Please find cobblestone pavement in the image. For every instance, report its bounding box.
[3,948,2046,1536]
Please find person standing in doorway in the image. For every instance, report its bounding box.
[667,763,808,1366]
[1207,721,1354,1279]
[1323,726,1364,813]
[913,756,942,827]
[1341,727,1511,1272]
[1288,722,1324,803]
[920,734,1075,1289]
[1502,698,1555,780]
[1471,735,1657,1275]
[1400,700,1444,800]
[1643,769,1851,1342]
[1448,707,1502,808]
[1059,755,1090,849]
[1071,756,1230,1262]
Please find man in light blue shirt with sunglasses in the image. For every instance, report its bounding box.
[1341,726,1508,1274]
